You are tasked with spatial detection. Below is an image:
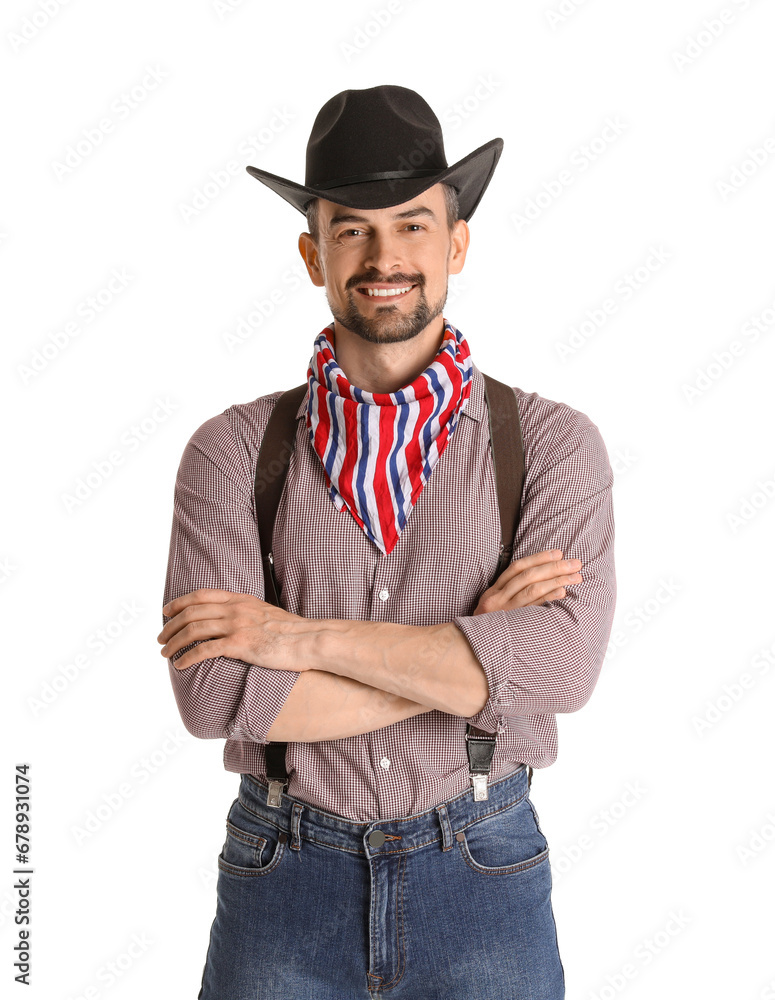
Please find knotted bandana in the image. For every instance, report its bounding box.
[306,319,473,555]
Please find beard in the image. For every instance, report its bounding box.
[326,272,448,345]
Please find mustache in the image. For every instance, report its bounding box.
[346,272,425,290]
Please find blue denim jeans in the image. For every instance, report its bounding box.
[198,765,565,999]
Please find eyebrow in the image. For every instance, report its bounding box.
[327,206,438,228]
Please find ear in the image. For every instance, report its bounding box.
[447,219,469,276]
[298,233,325,287]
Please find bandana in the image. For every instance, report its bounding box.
[306,319,473,556]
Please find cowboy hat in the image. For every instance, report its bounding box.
[245,84,503,222]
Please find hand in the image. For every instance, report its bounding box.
[472,549,582,615]
[157,589,307,671]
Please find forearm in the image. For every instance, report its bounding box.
[294,619,490,718]
[265,668,434,742]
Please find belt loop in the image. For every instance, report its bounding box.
[527,765,533,789]
[435,803,454,851]
[290,801,304,852]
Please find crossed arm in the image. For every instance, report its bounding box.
[158,550,582,743]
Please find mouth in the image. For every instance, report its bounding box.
[354,283,417,299]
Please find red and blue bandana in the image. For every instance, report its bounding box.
[306,319,473,556]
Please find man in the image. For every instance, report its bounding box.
[158,86,616,999]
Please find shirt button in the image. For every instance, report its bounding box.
[380,757,390,770]
[378,588,389,601]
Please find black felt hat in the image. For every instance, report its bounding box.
[245,84,503,222]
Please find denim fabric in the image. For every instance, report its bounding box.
[198,765,565,999]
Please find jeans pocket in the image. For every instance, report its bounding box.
[217,799,288,878]
[456,793,550,875]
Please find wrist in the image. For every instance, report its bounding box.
[289,616,339,672]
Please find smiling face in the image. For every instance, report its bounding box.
[298,184,469,347]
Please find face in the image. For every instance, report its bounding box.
[298,184,468,346]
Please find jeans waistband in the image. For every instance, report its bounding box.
[237,763,530,857]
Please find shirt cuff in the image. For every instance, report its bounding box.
[231,666,301,745]
[452,611,511,735]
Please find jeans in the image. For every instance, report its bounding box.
[198,764,565,999]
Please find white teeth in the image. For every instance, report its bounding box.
[364,286,412,297]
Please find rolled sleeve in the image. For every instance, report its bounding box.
[163,409,300,744]
[453,403,616,732]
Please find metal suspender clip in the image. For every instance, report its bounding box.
[266,780,287,809]
[470,773,489,801]
[264,742,290,808]
[465,724,497,801]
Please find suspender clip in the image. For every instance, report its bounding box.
[266,779,287,808]
[470,773,489,801]
[466,724,496,802]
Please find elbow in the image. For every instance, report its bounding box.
[559,640,606,713]
[177,710,229,741]
[174,696,232,740]
[548,599,612,713]
[167,660,235,741]
[561,676,598,714]
[504,643,604,717]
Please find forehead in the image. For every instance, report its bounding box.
[316,183,446,227]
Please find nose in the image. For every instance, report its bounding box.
[362,229,404,276]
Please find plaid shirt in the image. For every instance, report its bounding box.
[162,358,616,822]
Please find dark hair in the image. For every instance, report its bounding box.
[305,183,460,243]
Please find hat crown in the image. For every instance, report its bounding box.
[305,85,448,189]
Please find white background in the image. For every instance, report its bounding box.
[3,1,774,997]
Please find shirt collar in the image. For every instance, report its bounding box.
[294,359,485,423]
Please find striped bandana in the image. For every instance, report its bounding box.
[306,319,473,556]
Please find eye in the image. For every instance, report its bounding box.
[404,224,424,232]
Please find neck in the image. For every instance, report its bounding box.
[331,315,447,394]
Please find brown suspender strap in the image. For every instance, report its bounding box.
[253,383,307,808]
[254,384,308,609]
[466,375,526,797]
[254,374,525,806]
[483,373,525,582]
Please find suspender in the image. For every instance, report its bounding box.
[254,374,526,808]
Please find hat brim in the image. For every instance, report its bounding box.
[245,138,503,223]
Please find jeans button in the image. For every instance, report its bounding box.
[368,830,386,847]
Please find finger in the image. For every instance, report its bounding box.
[508,549,564,574]
[500,551,582,585]
[497,564,582,603]
[158,601,234,643]
[516,572,583,606]
[518,587,569,609]
[167,639,221,671]
[160,620,229,658]
[161,588,237,618]
[515,559,582,584]
[487,549,565,594]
